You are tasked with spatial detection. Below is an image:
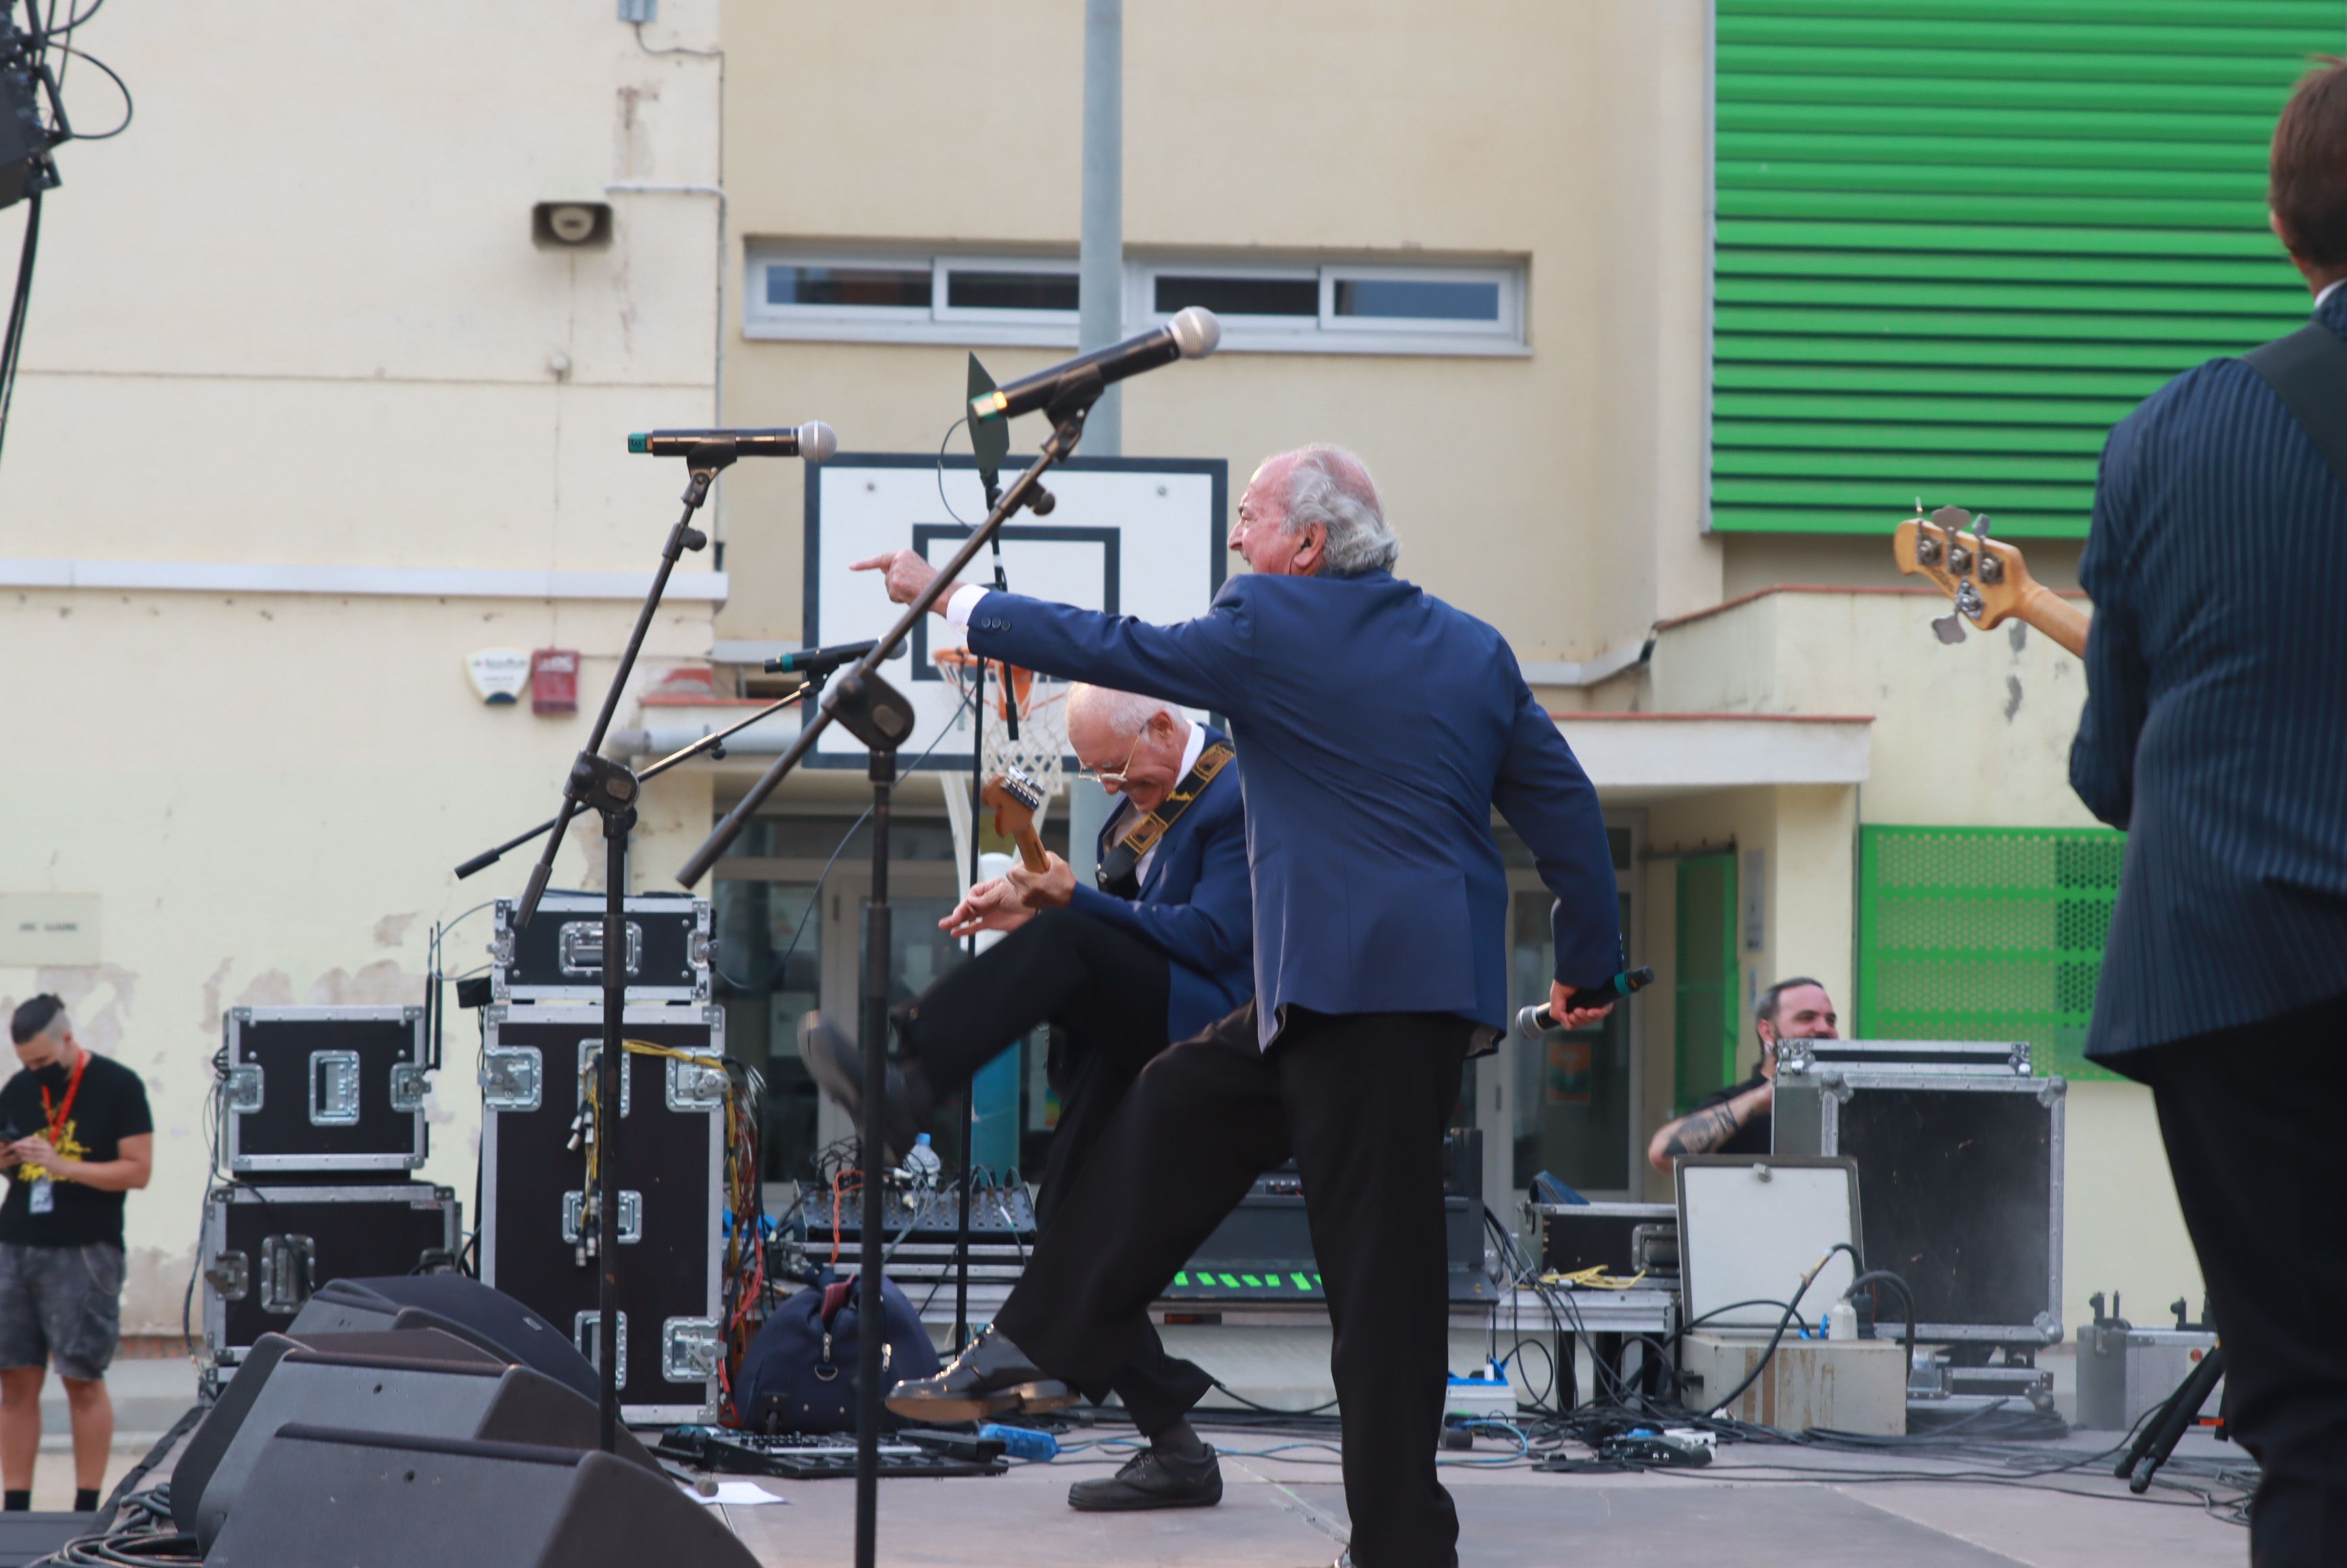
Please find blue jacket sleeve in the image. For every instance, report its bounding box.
[1491,675,1622,989]
[965,583,1255,722]
[1061,803,1253,980]
[2070,424,2146,831]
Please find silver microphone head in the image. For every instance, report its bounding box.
[1168,307,1221,360]
[796,420,839,463]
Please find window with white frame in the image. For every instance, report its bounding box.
[744,247,1525,355]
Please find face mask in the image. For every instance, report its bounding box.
[31,1060,68,1091]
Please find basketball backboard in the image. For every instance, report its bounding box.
[802,454,1228,772]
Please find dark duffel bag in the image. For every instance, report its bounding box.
[736,1273,941,1434]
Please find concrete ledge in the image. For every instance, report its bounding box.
[1554,712,1872,789]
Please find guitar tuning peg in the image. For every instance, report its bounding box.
[1974,513,1993,541]
[1931,609,1968,645]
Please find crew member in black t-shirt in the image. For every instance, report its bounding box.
[0,996,153,1513]
[1646,977,1837,1172]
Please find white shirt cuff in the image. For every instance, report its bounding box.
[945,584,991,631]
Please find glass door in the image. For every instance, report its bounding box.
[1488,817,1641,1202]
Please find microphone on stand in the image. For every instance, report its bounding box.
[763,640,908,677]
[969,308,1220,423]
[1515,966,1657,1038]
[627,422,839,461]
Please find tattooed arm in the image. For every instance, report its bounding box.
[1646,1080,1773,1173]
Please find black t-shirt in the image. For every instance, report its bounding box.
[1693,1067,1773,1156]
[0,1054,152,1248]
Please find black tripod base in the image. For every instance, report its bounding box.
[2119,1344,2226,1493]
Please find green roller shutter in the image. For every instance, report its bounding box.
[1712,0,2343,538]
[1673,853,1741,1112]
[1855,824,2125,1081]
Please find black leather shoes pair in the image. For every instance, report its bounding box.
[798,1012,923,1164]
[883,1327,1077,1423]
[1065,1442,1224,1511]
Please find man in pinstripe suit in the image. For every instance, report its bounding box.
[2071,61,2347,1567]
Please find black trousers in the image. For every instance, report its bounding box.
[892,907,1212,1436]
[2136,991,2347,1567]
[996,1002,1472,1568]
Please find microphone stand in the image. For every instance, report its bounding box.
[956,474,1010,1354]
[676,382,1102,1568]
[454,437,742,1454]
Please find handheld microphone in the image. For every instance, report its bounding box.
[970,308,1220,423]
[627,422,839,462]
[763,639,908,677]
[1514,966,1657,1038]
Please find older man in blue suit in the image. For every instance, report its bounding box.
[800,681,1250,1511]
[858,445,1620,1567]
[2070,62,2347,1568]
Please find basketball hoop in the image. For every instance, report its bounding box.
[934,648,1070,799]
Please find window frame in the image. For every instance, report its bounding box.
[744,245,1529,356]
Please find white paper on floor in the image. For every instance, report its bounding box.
[688,1480,790,1506]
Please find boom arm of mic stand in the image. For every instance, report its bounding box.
[452,685,810,880]
[675,395,1097,888]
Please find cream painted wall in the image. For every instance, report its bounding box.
[717,0,1724,664]
[0,0,729,1331]
[1647,589,2100,829]
[1,590,714,1330]
[0,0,723,569]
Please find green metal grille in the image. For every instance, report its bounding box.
[1712,0,2342,537]
[1856,823,2125,1080]
[1674,853,1740,1112]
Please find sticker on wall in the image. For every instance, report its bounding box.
[466,648,532,705]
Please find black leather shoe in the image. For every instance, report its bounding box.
[799,1012,919,1163]
[1067,1444,1223,1511]
[884,1327,1078,1423]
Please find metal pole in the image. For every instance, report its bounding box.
[957,660,984,1350]
[1080,0,1123,456]
[596,816,629,1452]
[853,748,896,1568]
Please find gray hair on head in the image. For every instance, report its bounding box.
[1278,444,1400,577]
[1066,683,1184,739]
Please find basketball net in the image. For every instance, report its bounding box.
[933,648,1069,802]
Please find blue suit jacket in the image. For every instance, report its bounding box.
[2071,288,2347,1063]
[1063,726,1253,1042]
[968,569,1621,1047]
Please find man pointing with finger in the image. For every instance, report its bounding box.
[856,445,1621,1568]
[798,681,1251,1510]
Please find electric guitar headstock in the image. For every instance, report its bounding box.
[979,769,1050,873]
[1891,504,2087,658]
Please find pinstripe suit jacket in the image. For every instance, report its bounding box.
[2071,287,2347,1065]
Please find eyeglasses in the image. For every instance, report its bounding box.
[1075,731,1146,791]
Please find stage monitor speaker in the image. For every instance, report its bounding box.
[0,1514,92,1568]
[172,1328,504,1533]
[180,1340,658,1551]
[289,1273,600,1404]
[204,1425,758,1568]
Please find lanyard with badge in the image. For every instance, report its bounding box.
[27,1053,84,1215]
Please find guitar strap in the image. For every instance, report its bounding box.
[2242,321,2347,493]
[1095,741,1236,900]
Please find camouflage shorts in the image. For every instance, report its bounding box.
[0,1241,124,1381]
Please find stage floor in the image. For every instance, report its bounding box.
[708,1423,2251,1568]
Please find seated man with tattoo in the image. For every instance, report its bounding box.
[1646,977,1837,1171]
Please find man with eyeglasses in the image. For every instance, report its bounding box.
[799,680,1249,1511]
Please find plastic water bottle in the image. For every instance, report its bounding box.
[903,1132,943,1188]
[977,1423,1060,1462]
